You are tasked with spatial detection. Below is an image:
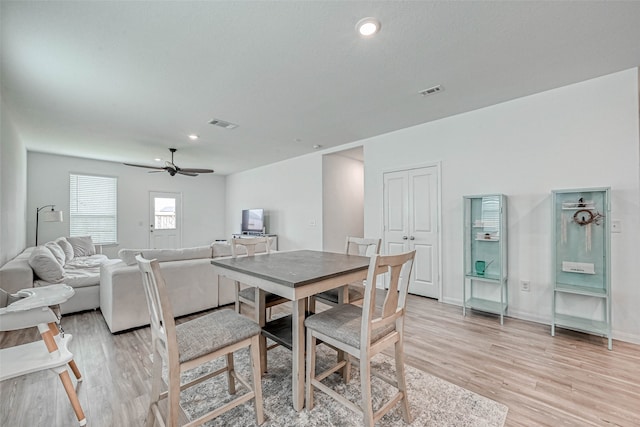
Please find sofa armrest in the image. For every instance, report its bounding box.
[100,258,219,333]
[0,256,35,295]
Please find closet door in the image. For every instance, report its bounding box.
[383,166,440,298]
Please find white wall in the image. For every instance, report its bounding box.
[322,152,364,253]
[364,68,639,343]
[28,152,226,258]
[225,154,323,251]
[227,68,640,344]
[0,96,27,265]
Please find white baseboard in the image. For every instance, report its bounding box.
[438,297,640,346]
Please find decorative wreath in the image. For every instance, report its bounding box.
[573,209,604,226]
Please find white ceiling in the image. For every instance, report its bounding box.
[2,1,640,175]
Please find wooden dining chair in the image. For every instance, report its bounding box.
[305,250,416,427]
[309,236,381,312]
[136,255,264,427]
[232,237,289,321]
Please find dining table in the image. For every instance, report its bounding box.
[211,249,370,411]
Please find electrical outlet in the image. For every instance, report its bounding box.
[612,220,622,233]
[521,280,530,292]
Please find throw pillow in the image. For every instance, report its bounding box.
[118,249,142,266]
[44,241,66,266]
[67,235,96,257]
[55,237,74,262]
[28,246,64,283]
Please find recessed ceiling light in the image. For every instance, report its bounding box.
[356,17,381,37]
[188,134,199,140]
[154,158,162,162]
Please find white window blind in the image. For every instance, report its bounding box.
[70,174,117,244]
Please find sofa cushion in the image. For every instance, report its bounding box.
[55,237,75,262]
[28,246,64,283]
[118,249,143,266]
[67,236,96,257]
[44,241,66,266]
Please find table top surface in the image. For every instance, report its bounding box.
[211,250,370,288]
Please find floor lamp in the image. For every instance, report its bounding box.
[36,205,63,245]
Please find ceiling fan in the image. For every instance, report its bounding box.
[124,148,214,176]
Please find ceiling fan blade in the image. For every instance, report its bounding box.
[125,149,214,177]
[124,162,165,170]
[177,170,198,177]
[179,168,214,173]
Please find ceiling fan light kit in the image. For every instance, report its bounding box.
[124,148,214,177]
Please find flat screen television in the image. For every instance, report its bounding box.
[241,208,265,233]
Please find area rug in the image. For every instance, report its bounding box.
[178,344,508,426]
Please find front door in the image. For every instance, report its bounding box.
[383,165,440,298]
[149,191,182,249]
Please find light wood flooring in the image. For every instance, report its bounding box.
[1,296,638,426]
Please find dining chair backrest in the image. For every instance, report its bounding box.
[231,236,271,258]
[344,236,381,257]
[361,251,415,349]
[136,255,176,369]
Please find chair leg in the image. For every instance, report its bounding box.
[395,339,412,423]
[249,335,265,425]
[255,289,268,374]
[234,281,241,314]
[308,296,316,313]
[40,324,86,425]
[360,356,374,427]
[167,366,181,427]
[48,322,83,381]
[67,359,83,381]
[226,352,236,395]
[343,354,352,383]
[305,329,316,411]
[58,369,87,426]
[146,351,163,427]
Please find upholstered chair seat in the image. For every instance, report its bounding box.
[304,303,394,349]
[176,310,261,363]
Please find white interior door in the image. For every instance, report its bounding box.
[149,192,182,249]
[383,166,440,298]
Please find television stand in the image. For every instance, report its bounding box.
[231,233,278,250]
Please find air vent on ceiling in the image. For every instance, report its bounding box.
[419,85,443,96]
[208,118,238,129]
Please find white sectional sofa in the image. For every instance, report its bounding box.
[0,236,108,314]
[100,243,238,333]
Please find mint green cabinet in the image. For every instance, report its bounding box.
[551,187,612,349]
[463,194,508,324]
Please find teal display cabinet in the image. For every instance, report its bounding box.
[463,194,508,324]
[551,187,612,349]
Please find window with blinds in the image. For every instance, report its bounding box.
[69,174,117,244]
